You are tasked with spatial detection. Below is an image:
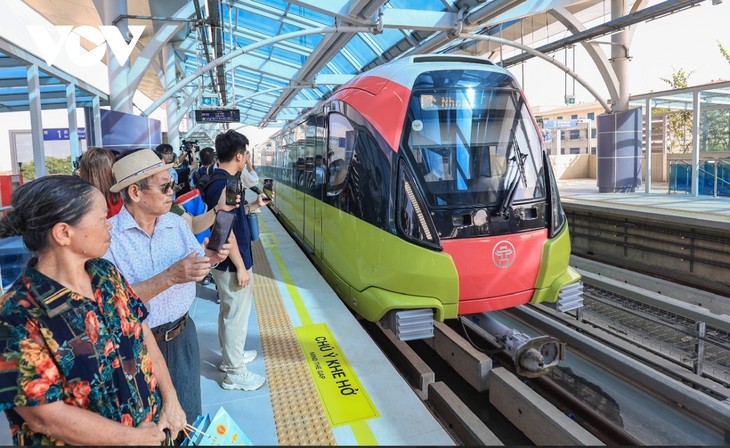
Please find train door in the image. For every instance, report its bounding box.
[305,114,326,257]
[302,116,318,252]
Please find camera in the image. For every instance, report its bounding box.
[180,139,199,155]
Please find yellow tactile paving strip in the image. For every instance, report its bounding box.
[251,240,337,446]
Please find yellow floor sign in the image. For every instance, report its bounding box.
[296,323,379,427]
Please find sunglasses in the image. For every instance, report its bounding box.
[157,181,174,193]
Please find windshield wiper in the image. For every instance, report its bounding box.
[498,140,528,216]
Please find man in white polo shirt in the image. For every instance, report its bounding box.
[103,149,231,426]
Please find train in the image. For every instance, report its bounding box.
[255,54,582,345]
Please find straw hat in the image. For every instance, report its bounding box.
[110,149,174,193]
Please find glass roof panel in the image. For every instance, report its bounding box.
[287,5,334,25]
[387,0,447,11]
[268,47,307,65]
[238,9,282,35]
[279,22,304,34]
[281,24,322,50]
[328,53,357,75]
[343,35,377,67]
[371,28,411,48]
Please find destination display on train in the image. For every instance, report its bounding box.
[194,109,241,123]
[420,93,477,110]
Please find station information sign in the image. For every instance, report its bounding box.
[194,109,240,123]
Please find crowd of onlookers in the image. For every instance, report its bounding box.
[0,129,267,445]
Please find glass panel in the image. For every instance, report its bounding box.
[270,47,306,65]
[371,28,408,49]
[327,113,355,194]
[239,12,281,35]
[281,32,322,50]
[388,0,446,11]
[403,70,545,208]
[343,35,377,66]
[329,53,357,75]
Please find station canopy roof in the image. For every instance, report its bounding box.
[11,0,714,131]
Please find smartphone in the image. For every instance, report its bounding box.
[207,210,236,252]
[250,186,272,203]
[225,177,241,206]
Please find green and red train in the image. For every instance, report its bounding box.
[255,54,581,336]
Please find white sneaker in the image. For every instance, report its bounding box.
[219,350,258,372]
[221,370,266,391]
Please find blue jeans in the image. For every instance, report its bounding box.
[247,213,260,241]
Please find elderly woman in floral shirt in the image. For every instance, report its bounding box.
[0,175,186,445]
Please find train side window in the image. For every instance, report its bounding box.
[327,113,355,195]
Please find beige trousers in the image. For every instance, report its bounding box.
[211,267,254,372]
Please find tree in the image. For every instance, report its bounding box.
[20,156,73,181]
[719,41,730,65]
[659,69,694,153]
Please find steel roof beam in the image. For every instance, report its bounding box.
[228,28,311,56]
[0,77,63,88]
[262,0,386,125]
[502,0,706,66]
[230,0,330,28]
[548,5,619,109]
[0,37,107,100]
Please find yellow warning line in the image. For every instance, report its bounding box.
[270,250,313,327]
[258,219,378,445]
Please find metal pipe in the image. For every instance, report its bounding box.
[112,14,200,26]
[460,33,611,112]
[142,26,375,117]
[502,0,704,67]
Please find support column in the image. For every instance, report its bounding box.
[163,43,180,150]
[611,0,629,112]
[597,109,642,193]
[66,83,81,169]
[645,98,652,193]
[691,90,700,197]
[98,0,134,113]
[92,96,103,147]
[27,64,45,178]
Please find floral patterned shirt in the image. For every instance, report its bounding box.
[0,258,160,445]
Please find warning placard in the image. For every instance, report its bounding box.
[295,323,379,426]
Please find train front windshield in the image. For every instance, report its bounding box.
[404,70,545,208]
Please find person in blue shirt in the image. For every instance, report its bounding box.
[202,129,268,391]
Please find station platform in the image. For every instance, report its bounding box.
[558,178,730,222]
[0,200,453,445]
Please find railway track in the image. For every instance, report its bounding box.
[360,266,730,445]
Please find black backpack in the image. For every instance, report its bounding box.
[196,170,230,200]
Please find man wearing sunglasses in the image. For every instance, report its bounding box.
[102,149,232,428]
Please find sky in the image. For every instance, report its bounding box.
[512,0,730,111]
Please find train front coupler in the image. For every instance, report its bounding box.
[465,313,565,377]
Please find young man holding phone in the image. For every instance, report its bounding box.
[202,129,268,391]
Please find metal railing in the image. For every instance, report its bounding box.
[575,271,730,387]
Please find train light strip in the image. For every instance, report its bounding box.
[404,180,433,240]
[257,219,379,445]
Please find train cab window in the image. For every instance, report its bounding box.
[327,113,355,195]
[402,70,545,208]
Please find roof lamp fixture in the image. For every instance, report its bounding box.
[712,0,722,5]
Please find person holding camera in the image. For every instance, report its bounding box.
[202,129,268,392]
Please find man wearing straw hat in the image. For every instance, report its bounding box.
[103,149,231,426]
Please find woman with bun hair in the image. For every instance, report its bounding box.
[77,147,123,218]
[0,175,185,445]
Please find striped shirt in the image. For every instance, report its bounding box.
[103,206,204,328]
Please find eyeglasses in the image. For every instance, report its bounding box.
[157,181,174,193]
